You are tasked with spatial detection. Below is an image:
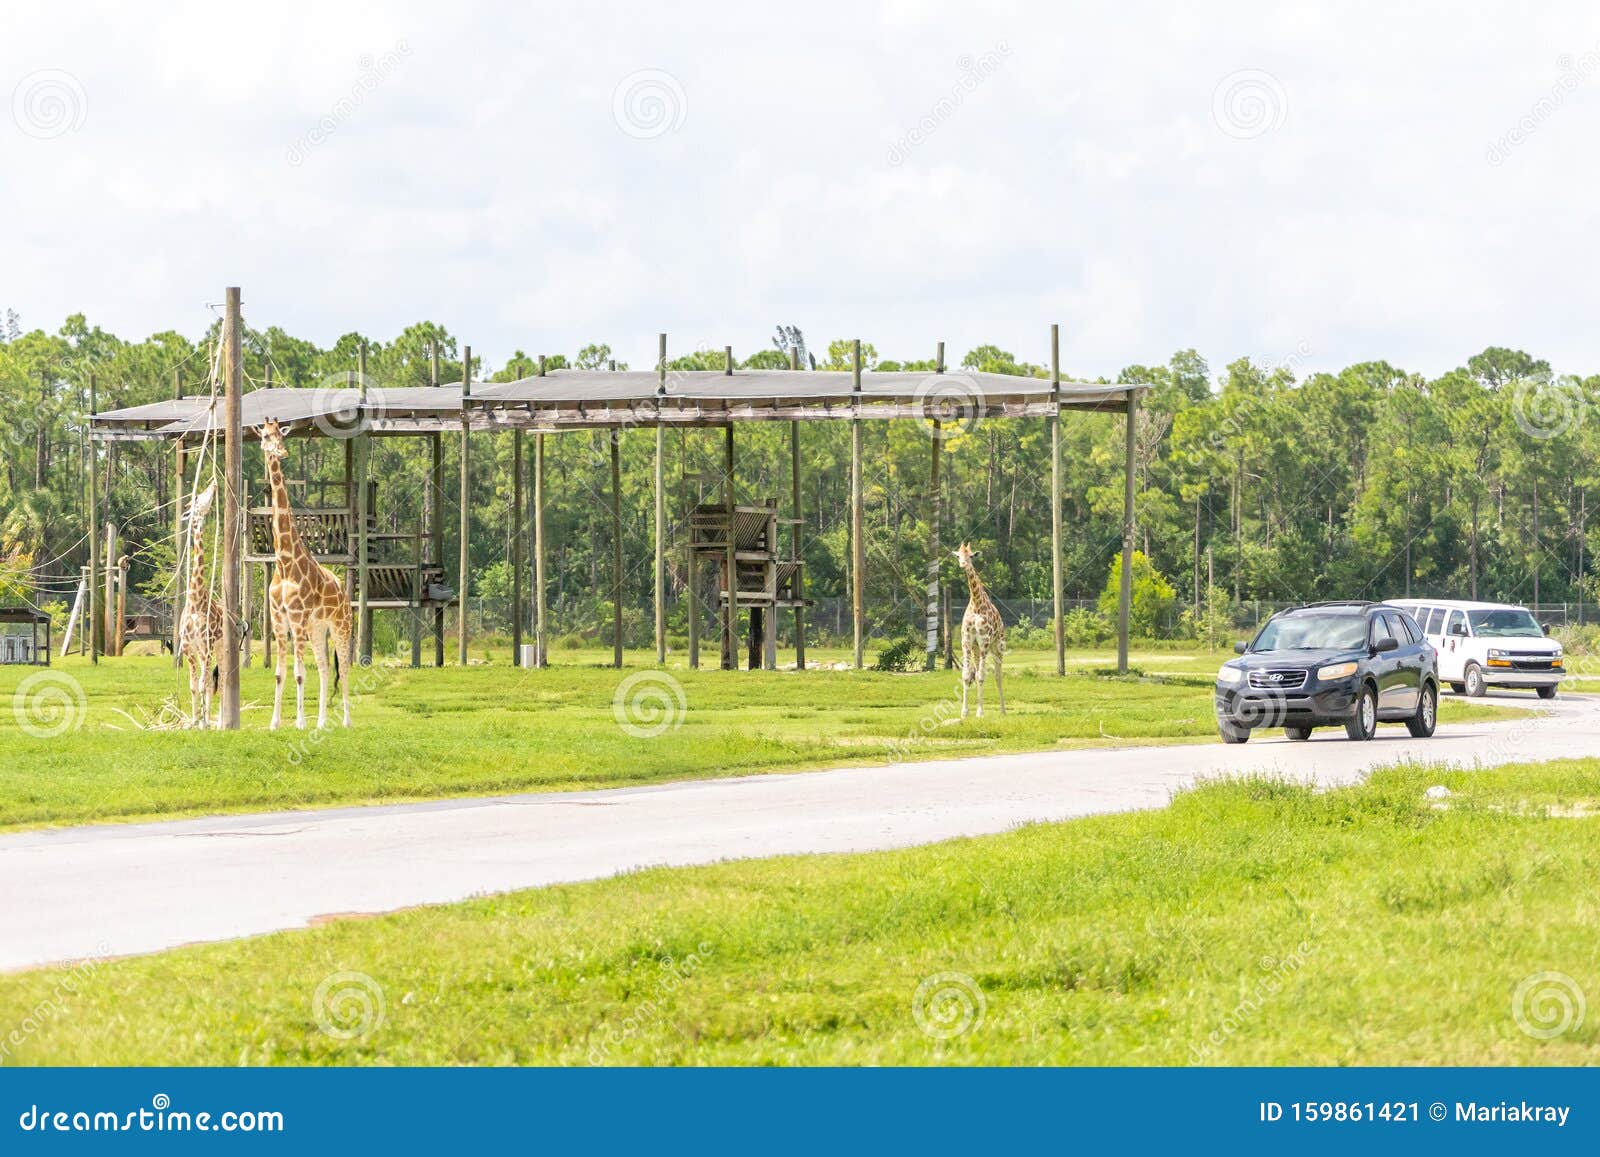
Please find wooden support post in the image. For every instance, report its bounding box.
[458,344,472,666]
[77,566,90,655]
[927,341,944,671]
[87,374,99,664]
[102,522,116,656]
[722,425,737,670]
[789,346,805,671]
[356,341,372,664]
[1118,387,1138,674]
[511,428,523,666]
[240,519,251,667]
[851,341,864,669]
[410,521,423,668]
[171,369,185,666]
[610,430,624,669]
[116,555,129,657]
[430,343,445,667]
[1051,323,1065,677]
[654,333,667,664]
[534,432,547,667]
[218,285,243,729]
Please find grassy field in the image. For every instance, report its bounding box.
[3,757,1596,1065]
[0,645,1513,832]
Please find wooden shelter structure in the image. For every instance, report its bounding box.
[89,315,1147,707]
[0,608,51,666]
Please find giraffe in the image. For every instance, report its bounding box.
[179,481,225,728]
[955,542,1006,719]
[259,419,354,730]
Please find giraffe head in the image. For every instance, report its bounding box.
[259,419,288,463]
[188,481,217,523]
[954,542,976,571]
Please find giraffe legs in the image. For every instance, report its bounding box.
[185,652,206,729]
[269,613,289,731]
[992,648,1005,716]
[292,634,307,730]
[329,614,353,728]
[311,622,333,730]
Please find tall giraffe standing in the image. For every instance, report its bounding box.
[956,542,1006,719]
[179,481,225,728]
[259,420,354,730]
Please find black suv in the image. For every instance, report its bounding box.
[1214,602,1438,743]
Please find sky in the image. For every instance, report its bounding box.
[3,0,1599,381]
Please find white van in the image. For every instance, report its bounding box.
[1385,599,1564,699]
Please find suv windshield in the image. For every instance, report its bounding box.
[1467,608,1543,638]
[1253,613,1368,651]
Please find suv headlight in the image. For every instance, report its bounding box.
[1316,661,1358,681]
[1217,664,1244,685]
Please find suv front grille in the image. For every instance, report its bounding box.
[1247,668,1308,690]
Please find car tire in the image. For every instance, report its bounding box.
[1219,720,1250,744]
[1448,682,1465,695]
[1463,663,1487,698]
[1406,682,1437,738]
[1285,726,1313,741]
[1537,685,1558,700]
[1344,684,1378,741]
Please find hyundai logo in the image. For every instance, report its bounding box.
[1267,672,1285,683]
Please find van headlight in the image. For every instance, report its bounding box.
[1217,665,1244,685]
[1316,661,1358,681]
[1487,648,1507,659]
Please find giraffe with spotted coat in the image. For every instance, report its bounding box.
[956,542,1005,718]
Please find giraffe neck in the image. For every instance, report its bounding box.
[187,511,210,606]
[964,564,989,609]
[264,452,311,568]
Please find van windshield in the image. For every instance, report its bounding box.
[1253,614,1368,651]
[1467,608,1543,638]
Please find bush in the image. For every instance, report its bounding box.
[1180,586,1237,649]
[1097,551,1177,638]
[873,635,925,673]
[1061,606,1112,646]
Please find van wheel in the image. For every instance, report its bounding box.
[1285,726,1313,741]
[1537,685,1558,700]
[1448,682,1465,695]
[1407,682,1437,738]
[1463,664,1486,698]
[1219,720,1250,744]
[1344,685,1378,741]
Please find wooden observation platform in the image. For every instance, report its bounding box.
[687,499,812,669]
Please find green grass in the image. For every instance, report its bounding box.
[4,758,1597,1065]
[0,646,1518,832]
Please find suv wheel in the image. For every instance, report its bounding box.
[1285,725,1313,741]
[1344,685,1378,741]
[1463,663,1487,698]
[1406,682,1437,738]
[1219,719,1250,744]
[1537,685,1558,700]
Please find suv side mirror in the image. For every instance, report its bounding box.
[1233,641,1248,654]
[1373,636,1399,654]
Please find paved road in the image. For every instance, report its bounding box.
[2,693,1594,971]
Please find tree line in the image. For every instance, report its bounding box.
[0,311,1590,646]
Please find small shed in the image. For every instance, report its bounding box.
[0,608,51,666]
